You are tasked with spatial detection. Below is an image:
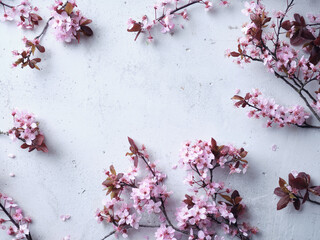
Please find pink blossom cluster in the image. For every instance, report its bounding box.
[227,1,320,129]
[96,199,141,238]
[0,0,42,29]
[233,89,310,128]
[176,139,256,239]
[8,109,48,152]
[0,193,32,240]
[179,139,248,177]
[155,224,176,240]
[127,0,230,42]
[12,37,44,69]
[97,138,256,240]
[50,0,93,43]
[12,38,39,61]
[229,1,320,81]
[96,141,172,239]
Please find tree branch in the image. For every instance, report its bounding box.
[0,202,33,240]
[156,0,202,22]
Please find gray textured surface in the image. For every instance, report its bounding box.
[0,0,319,239]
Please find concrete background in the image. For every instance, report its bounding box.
[0,0,319,239]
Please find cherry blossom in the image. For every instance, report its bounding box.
[228,0,320,129]
[50,1,93,43]
[155,225,177,240]
[0,193,33,240]
[12,0,93,70]
[97,137,257,240]
[12,37,45,70]
[128,0,231,42]
[232,89,312,128]
[0,0,42,29]
[0,109,48,152]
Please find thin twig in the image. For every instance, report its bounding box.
[0,1,13,8]
[244,100,320,129]
[35,17,53,40]
[0,202,33,240]
[156,0,202,22]
[101,224,162,240]
[296,196,320,206]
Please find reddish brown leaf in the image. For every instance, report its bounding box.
[110,165,116,175]
[274,187,287,197]
[37,143,48,152]
[239,148,248,158]
[303,191,309,204]
[314,37,320,46]
[128,137,138,154]
[29,61,35,69]
[127,23,142,32]
[65,2,74,15]
[231,190,240,200]
[36,44,45,53]
[281,20,292,30]
[80,19,92,26]
[230,52,240,57]
[309,45,320,65]
[279,177,287,188]
[234,196,242,205]
[289,174,308,190]
[34,134,45,146]
[102,179,113,187]
[232,95,244,101]
[80,26,93,36]
[250,13,262,27]
[277,195,290,210]
[220,194,232,203]
[293,198,300,210]
[20,143,29,149]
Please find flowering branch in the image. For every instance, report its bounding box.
[12,0,93,70]
[128,0,230,42]
[274,171,320,211]
[97,137,257,240]
[0,193,33,240]
[0,109,48,153]
[232,89,320,128]
[0,0,42,29]
[227,0,320,128]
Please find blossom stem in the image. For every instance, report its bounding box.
[274,0,294,56]
[140,155,188,235]
[0,2,13,8]
[156,0,202,22]
[208,213,249,239]
[101,224,162,240]
[0,130,8,135]
[33,1,68,41]
[242,52,320,125]
[297,196,320,206]
[0,202,33,240]
[244,100,320,129]
[35,17,53,40]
